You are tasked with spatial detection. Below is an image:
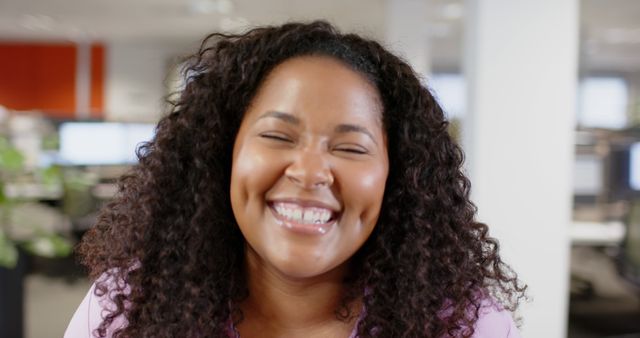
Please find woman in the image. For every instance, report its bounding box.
[65,21,526,337]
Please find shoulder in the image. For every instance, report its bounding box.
[64,273,130,338]
[471,299,521,338]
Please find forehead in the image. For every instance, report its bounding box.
[245,55,383,125]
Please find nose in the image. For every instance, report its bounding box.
[285,150,334,189]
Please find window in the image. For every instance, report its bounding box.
[577,77,628,129]
[429,74,466,120]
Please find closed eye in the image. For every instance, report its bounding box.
[260,133,293,143]
[334,145,369,155]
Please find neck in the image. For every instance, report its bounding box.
[238,247,359,336]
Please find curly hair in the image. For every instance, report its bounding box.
[78,21,526,337]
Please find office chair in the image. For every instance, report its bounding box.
[616,199,640,293]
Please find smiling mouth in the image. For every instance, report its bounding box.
[268,201,340,235]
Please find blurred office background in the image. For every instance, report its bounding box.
[0,0,639,337]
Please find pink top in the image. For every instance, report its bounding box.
[64,282,522,338]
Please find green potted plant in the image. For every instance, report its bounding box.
[0,136,73,338]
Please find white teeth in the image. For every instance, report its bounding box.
[272,203,334,224]
[303,211,314,223]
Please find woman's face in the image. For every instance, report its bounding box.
[230,56,389,279]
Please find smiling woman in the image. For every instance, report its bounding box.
[65,21,526,338]
[230,56,388,285]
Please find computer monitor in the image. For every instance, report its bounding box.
[58,122,155,166]
[630,142,640,191]
[608,142,640,201]
[573,154,604,204]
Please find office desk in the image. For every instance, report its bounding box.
[4,183,63,200]
[571,221,626,246]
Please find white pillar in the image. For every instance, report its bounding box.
[105,43,168,122]
[75,42,91,119]
[385,0,431,79]
[463,1,578,337]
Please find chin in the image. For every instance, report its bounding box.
[268,253,344,280]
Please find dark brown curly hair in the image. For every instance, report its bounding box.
[78,20,526,337]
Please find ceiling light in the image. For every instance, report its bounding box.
[20,14,55,32]
[219,17,249,32]
[217,0,233,15]
[441,3,464,20]
[188,0,234,15]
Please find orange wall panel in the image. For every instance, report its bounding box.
[0,43,105,119]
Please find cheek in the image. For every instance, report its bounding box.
[231,146,282,207]
[342,164,388,223]
[360,170,385,191]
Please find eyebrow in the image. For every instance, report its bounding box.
[258,110,378,145]
[258,111,300,125]
[334,123,378,145]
